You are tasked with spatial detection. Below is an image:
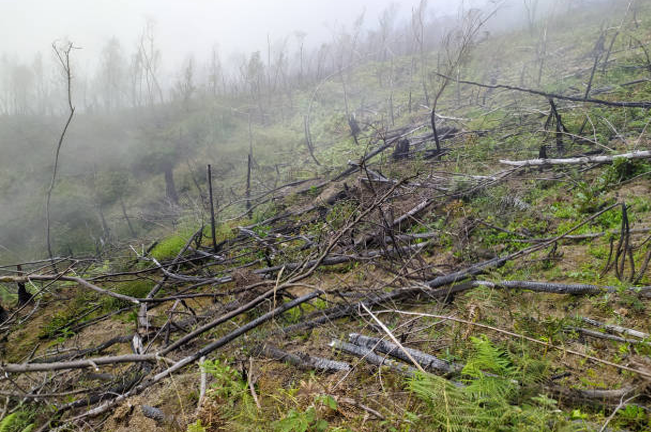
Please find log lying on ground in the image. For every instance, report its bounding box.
[580,317,649,339]
[355,199,434,247]
[253,344,350,372]
[281,273,651,338]
[0,275,140,304]
[570,327,650,345]
[1,290,322,376]
[508,227,651,243]
[34,335,132,363]
[280,256,508,336]
[500,150,651,167]
[348,333,461,375]
[329,339,417,376]
[548,384,639,403]
[74,290,323,419]
[0,353,160,374]
[124,239,434,291]
[475,280,651,296]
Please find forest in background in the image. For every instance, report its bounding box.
[0,0,607,262]
[2,0,651,430]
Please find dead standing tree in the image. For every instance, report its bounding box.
[429,6,499,153]
[45,41,76,270]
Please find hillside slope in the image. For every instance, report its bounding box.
[1,1,651,431]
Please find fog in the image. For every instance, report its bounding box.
[2,0,449,71]
[0,0,622,262]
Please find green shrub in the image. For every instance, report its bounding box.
[0,410,35,432]
[150,234,188,261]
[38,292,97,339]
[101,280,154,311]
[407,336,575,432]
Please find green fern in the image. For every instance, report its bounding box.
[407,336,579,432]
[0,411,34,432]
[186,419,207,432]
[462,335,517,401]
[200,359,261,431]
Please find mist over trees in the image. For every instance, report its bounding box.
[0,0,618,262]
[2,0,651,429]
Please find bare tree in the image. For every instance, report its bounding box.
[45,41,76,268]
[411,0,430,107]
[97,37,126,111]
[523,0,539,35]
[137,19,165,107]
[430,6,499,152]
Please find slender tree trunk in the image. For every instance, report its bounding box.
[120,196,136,237]
[46,42,75,271]
[246,154,252,219]
[98,206,110,241]
[164,167,179,205]
[207,164,217,252]
[16,265,31,306]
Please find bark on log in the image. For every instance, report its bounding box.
[500,150,651,167]
[0,275,140,304]
[34,335,132,363]
[580,317,649,339]
[79,290,323,418]
[571,327,649,345]
[1,353,158,373]
[329,339,418,376]
[253,344,351,372]
[280,257,507,336]
[476,280,651,296]
[348,333,461,374]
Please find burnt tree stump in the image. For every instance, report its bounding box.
[393,138,410,160]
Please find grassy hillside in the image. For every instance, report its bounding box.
[1,1,651,431]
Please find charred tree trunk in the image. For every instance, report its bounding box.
[430,105,441,153]
[16,265,31,306]
[120,196,136,237]
[393,139,410,160]
[98,205,110,242]
[207,164,218,252]
[348,114,361,145]
[164,166,179,205]
[246,154,252,219]
[548,98,566,154]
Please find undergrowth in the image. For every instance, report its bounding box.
[407,336,577,432]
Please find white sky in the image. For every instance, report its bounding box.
[0,0,459,72]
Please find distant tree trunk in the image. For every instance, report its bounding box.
[393,139,410,160]
[16,265,31,306]
[246,154,252,218]
[98,206,110,241]
[46,42,76,272]
[207,164,218,252]
[164,166,179,205]
[120,196,137,237]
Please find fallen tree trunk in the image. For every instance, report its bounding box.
[253,344,351,372]
[1,353,159,373]
[580,317,649,339]
[475,280,651,296]
[329,339,418,376]
[571,327,649,345]
[500,150,651,167]
[348,333,461,375]
[73,290,323,419]
[0,275,140,304]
